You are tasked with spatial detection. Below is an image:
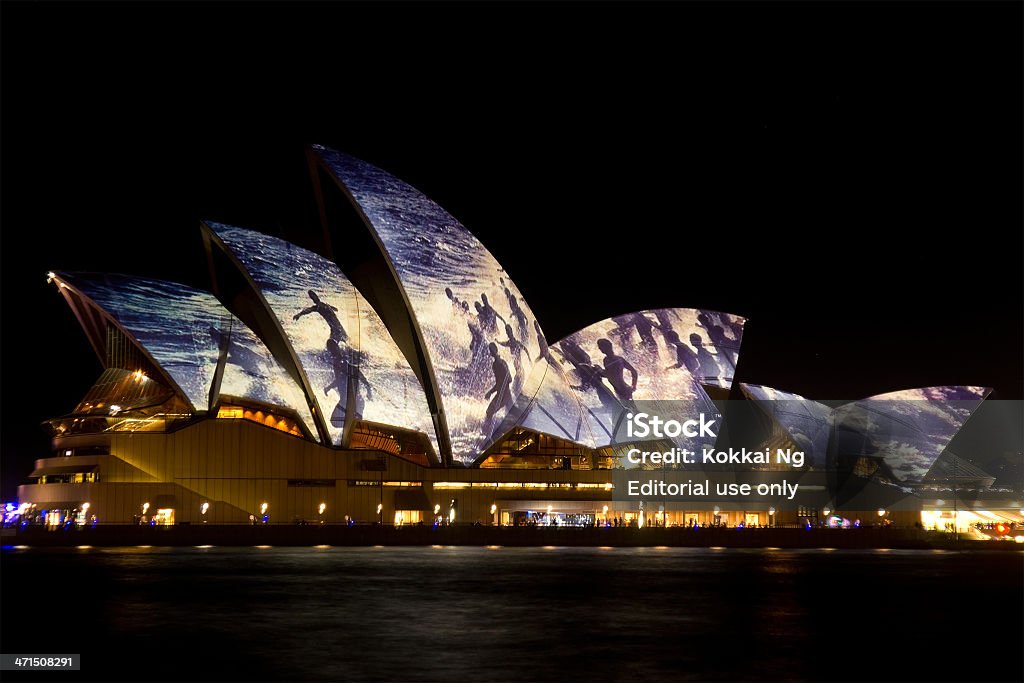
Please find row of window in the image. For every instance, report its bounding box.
[30,472,100,485]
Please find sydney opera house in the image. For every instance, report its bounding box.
[14,146,1018,533]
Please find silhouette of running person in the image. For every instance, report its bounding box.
[502,286,529,341]
[699,312,738,370]
[597,338,638,401]
[610,314,657,353]
[664,329,700,374]
[483,342,513,428]
[697,312,728,348]
[324,338,372,426]
[497,323,527,395]
[566,357,620,412]
[689,333,721,383]
[445,287,466,312]
[294,290,348,343]
[631,313,658,351]
[476,294,506,335]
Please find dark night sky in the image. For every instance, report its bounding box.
[2,2,1021,498]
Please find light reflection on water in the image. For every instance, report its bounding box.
[2,546,1021,682]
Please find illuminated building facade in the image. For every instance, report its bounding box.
[14,147,1018,533]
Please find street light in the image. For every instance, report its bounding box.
[201,502,209,523]
[768,506,776,528]
[377,503,383,525]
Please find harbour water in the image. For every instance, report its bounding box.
[2,546,1021,682]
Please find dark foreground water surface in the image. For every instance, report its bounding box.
[2,546,1021,682]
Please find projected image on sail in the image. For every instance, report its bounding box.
[57,273,316,436]
[315,147,546,464]
[206,222,439,455]
[548,308,740,448]
[834,386,992,484]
